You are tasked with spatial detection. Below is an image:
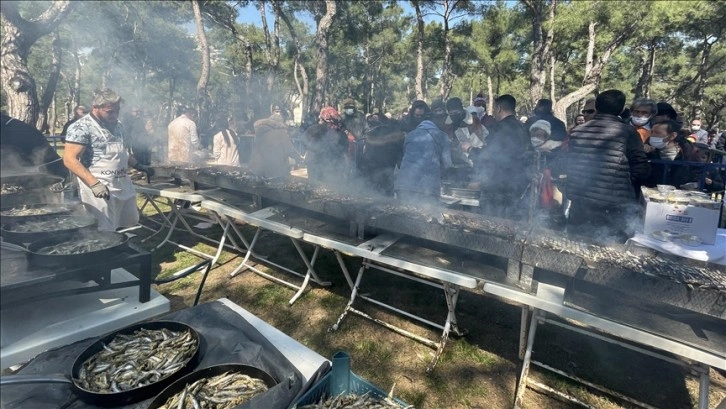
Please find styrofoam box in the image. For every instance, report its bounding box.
[643,200,719,245]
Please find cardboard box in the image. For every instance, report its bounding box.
[642,187,721,245]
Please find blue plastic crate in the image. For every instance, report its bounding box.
[292,371,410,408]
[292,351,411,408]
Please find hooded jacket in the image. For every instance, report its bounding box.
[394,120,452,197]
[566,113,650,207]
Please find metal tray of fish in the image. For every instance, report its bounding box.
[24,230,129,268]
[0,203,78,224]
[0,214,97,244]
[148,364,278,409]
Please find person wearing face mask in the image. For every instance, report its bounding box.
[444,97,472,174]
[690,119,709,145]
[641,120,682,188]
[340,98,367,142]
[628,98,657,143]
[566,90,650,244]
[430,99,448,131]
[402,100,429,132]
[64,88,153,231]
[528,120,565,226]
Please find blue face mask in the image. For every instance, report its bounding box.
[649,137,666,149]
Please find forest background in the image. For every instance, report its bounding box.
[1,0,724,140]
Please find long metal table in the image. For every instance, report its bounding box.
[259,206,479,372]
[484,282,726,409]
[134,181,226,264]
[200,201,330,305]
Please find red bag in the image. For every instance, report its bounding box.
[539,169,554,209]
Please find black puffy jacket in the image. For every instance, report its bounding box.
[566,114,650,208]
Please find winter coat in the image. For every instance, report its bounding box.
[473,115,531,195]
[394,120,452,198]
[302,123,348,184]
[357,124,405,196]
[566,113,650,208]
[249,117,297,179]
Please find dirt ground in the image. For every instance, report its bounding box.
[132,208,726,409]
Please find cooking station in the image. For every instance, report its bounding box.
[150,164,726,408]
[0,173,170,370]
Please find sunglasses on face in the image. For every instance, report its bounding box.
[582,109,595,114]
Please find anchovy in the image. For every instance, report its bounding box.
[297,391,413,409]
[77,328,197,393]
[157,371,269,409]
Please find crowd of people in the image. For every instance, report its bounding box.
[282,91,725,243]
[3,86,724,242]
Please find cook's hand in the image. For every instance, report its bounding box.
[91,181,110,200]
[705,178,712,185]
[50,182,65,192]
[134,163,155,177]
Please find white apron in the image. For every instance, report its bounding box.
[78,122,138,231]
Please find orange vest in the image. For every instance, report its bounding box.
[635,126,650,143]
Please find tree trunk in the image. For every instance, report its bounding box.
[273,0,309,115]
[72,46,81,107]
[554,20,635,121]
[312,0,336,114]
[49,96,57,134]
[692,35,714,119]
[439,0,455,99]
[549,54,556,103]
[192,0,211,136]
[523,0,556,106]
[0,1,71,126]
[413,1,425,100]
[36,29,62,133]
[634,39,656,99]
[487,74,494,114]
[260,1,281,103]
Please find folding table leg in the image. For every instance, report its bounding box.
[140,195,174,242]
[426,283,462,372]
[519,306,530,360]
[330,264,366,331]
[229,228,262,277]
[334,251,356,289]
[697,363,710,409]
[514,308,540,409]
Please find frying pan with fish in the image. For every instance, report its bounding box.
[147,364,278,409]
[0,202,80,224]
[0,321,201,406]
[0,214,97,244]
[23,230,129,268]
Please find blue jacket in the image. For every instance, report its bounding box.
[394,120,452,197]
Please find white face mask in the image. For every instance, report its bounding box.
[649,136,667,149]
[344,108,355,116]
[691,125,701,131]
[531,137,545,148]
[631,116,650,126]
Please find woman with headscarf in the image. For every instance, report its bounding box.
[301,107,349,184]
